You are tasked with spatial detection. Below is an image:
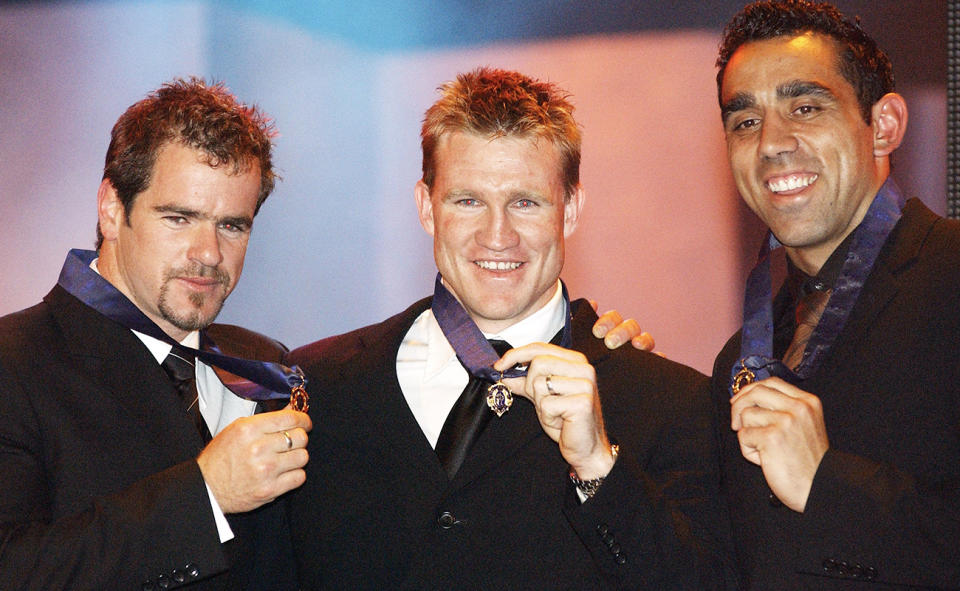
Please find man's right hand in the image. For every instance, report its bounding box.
[197,407,312,513]
[588,303,655,351]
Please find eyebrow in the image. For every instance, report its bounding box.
[153,204,253,229]
[777,80,836,101]
[443,189,479,201]
[154,204,201,218]
[720,92,757,122]
[721,80,837,123]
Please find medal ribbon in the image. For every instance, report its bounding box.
[730,179,906,396]
[58,249,303,402]
[431,273,572,382]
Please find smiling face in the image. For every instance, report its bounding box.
[97,142,261,341]
[720,32,887,274]
[415,131,584,333]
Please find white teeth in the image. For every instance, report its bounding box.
[768,174,818,193]
[476,260,521,271]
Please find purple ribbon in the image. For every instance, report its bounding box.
[57,249,302,402]
[431,273,572,382]
[731,179,906,395]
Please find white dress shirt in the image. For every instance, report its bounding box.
[396,281,566,447]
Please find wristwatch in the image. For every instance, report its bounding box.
[569,443,619,498]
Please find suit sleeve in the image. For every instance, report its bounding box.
[561,356,734,590]
[0,362,229,589]
[795,429,960,587]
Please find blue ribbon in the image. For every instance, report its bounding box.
[431,273,572,382]
[731,179,906,396]
[57,249,302,402]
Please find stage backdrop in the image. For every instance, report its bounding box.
[0,0,944,373]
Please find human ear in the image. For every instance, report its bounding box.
[97,179,124,242]
[871,93,908,157]
[414,179,436,237]
[563,185,585,238]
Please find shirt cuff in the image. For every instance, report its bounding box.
[205,481,235,543]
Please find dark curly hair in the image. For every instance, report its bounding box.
[420,67,581,199]
[97,77,277,248]
[716,0,894,123]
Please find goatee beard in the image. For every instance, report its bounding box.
[157,265,231,331]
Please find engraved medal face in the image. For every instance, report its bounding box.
[731,363,756,395]
[290,385,309,412]
[486,382,513,417]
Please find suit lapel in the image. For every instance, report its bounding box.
[45,286,205,458]
[828,199,935,360]
[345,299,451,485]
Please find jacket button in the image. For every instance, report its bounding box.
[865,566,878,580]
[438,512,456,529]
[601,532,615,546]
[157,574,171,589]
[141,583,157,591]
[172,569,185,583]
[609,543,621,555]
[615,553,627,565]
[822,558,837,573]
[185,564,200,578]
[596,523,609,536]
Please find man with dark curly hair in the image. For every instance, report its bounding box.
[0,78,309,590]
[712,1,960,587]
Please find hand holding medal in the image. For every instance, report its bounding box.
[198,407,313,513]
[494,342,617,481]
[729,376,829,512]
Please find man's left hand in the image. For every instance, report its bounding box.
[730,377,829,512]
[495,343,616,480]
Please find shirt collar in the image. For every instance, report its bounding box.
[424,281,565,379]
[787,224,860,299]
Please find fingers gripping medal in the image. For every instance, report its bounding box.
[290,367,310,412]
[430,274,574,418]
[486,369,513,417]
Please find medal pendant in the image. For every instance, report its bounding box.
[486,381,513,417]
[290,385,309,412]
[731,362,756,395]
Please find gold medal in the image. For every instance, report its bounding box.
[486,371,513,417]
[731,361,756,395]
[290,367,309,412]
[290,384,309,412]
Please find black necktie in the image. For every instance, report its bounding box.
[435,339,512,478]
[161,346,213,443]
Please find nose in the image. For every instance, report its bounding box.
[758,113,798,161]
[188,223,224,268]
[477,207,520,251]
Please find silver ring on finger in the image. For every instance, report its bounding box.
[282,430,293,450]
[545,374,557,395]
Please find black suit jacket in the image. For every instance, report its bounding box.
[0,285,296,590]
[286,297,728,589]
[712,198,960,589]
